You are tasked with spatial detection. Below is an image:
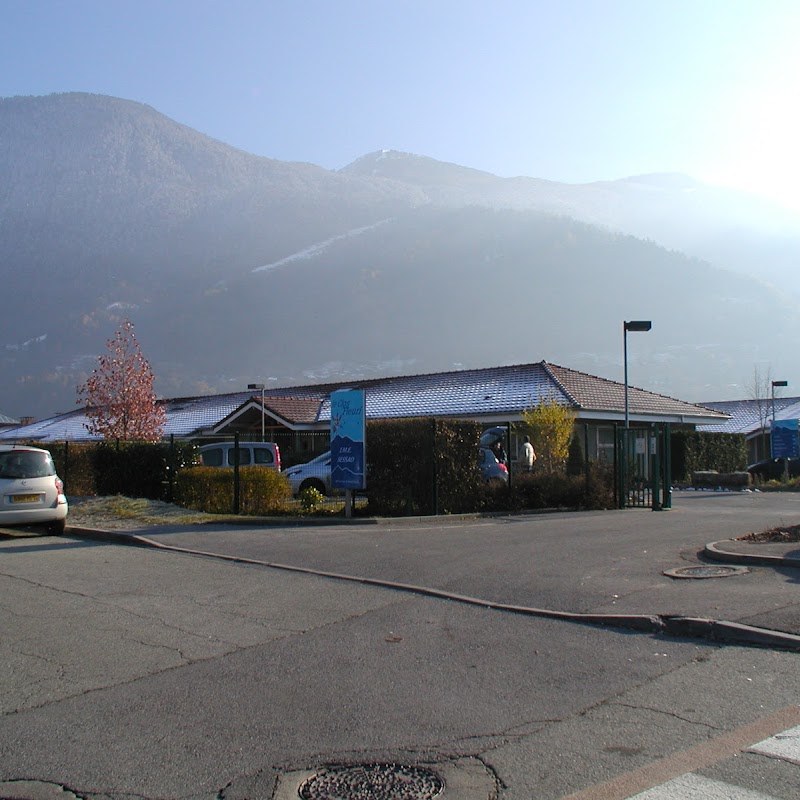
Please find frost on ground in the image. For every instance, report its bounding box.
[67,496,225,529]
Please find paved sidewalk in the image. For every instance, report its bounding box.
[63,493,800,652]
[3,492,800,800]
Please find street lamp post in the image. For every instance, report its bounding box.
[619,320,652,510]
[248,383,266,440]
[623,320,652,429]
[771,380,787,468]
[771,380,787,427]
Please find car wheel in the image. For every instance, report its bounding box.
[47,518,66,535]
[299,478,327,495]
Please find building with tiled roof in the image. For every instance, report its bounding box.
[698,396,800,464]
[0,411,19,430]
[0,361,727,463]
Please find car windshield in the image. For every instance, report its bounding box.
[0,450,56,479]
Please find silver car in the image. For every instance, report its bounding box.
[283,451,332,495]
[0,445,68,534]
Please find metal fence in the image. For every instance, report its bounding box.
[24,421,623,516]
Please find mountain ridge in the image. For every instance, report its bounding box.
[2,93,799,419]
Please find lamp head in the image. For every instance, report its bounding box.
[248,383,265,390]
[624,320,652,332]
[772,380,788,388]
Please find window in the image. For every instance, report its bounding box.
[253,447,274,466]
[0,451,55,479]
[201,447,223,467]
[596,427,615,463]
[227,447,251,466]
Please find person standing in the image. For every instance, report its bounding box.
[521,435,536,471]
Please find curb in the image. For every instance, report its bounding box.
[662,616,800,651]
[704,539,800,569]
[66,527,800,652]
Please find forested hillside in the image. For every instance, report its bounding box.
[2,93,799,418]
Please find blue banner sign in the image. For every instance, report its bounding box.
[330,389,366,490]
[771,419,800,459]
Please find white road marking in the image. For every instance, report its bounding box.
[628,772,778,799]
[747,724,800,766]
[560,708,800,800]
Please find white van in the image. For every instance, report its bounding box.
[198,442,281,470]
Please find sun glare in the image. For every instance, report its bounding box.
[700,50,800,216]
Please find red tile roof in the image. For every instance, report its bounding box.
[545,363,726,419]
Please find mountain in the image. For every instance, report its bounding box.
[2,92,799,420]
[343,151,800,291]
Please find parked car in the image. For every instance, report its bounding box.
[746,458,800,481]
[0,445,68,534]
[480,426,507,448]
[479,447,508,483]
[198,442,281,470]
[283,451,332,495]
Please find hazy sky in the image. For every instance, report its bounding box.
[3,0,800,211]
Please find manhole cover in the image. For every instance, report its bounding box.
[298,764,445,800]
[663,565,749,579]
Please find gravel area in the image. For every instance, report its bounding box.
[66,496,226,529]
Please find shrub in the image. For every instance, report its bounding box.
[299,486,325,512]
[31,442,97,496]
[366,418,483,516]
[671,431,747,482]
[175,466,291,515]
[566,435,584,477]
[508,464,615,511]
[519,398,575,473]
[21,439,195,500]
[91,442,168,499]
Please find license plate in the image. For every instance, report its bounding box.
[11,494,40,504]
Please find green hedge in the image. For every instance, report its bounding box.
[25,439,196,500]
[365,418,483,516]
[500,463,615,512]
[42,442,97,496]
[364,418,614,516]
[175,466,291,514]
[91,442,168,499]
[29,427,615,516]
[671,431,747,482]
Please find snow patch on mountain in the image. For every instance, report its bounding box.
[5,334,47,351]
[252,219,392,273]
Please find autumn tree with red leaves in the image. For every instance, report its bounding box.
[77,319,166,441]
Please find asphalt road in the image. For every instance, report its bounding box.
[1,492,798,799]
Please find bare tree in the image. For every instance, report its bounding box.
[77,319,165,441]
[748,366,775,430]
[748,365,778,462]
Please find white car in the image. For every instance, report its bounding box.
[0,445,69,534]
[283,451,332,495]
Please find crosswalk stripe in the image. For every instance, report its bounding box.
[560,705,800,800]
[627,772,778,799]
[747,724,800,766]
